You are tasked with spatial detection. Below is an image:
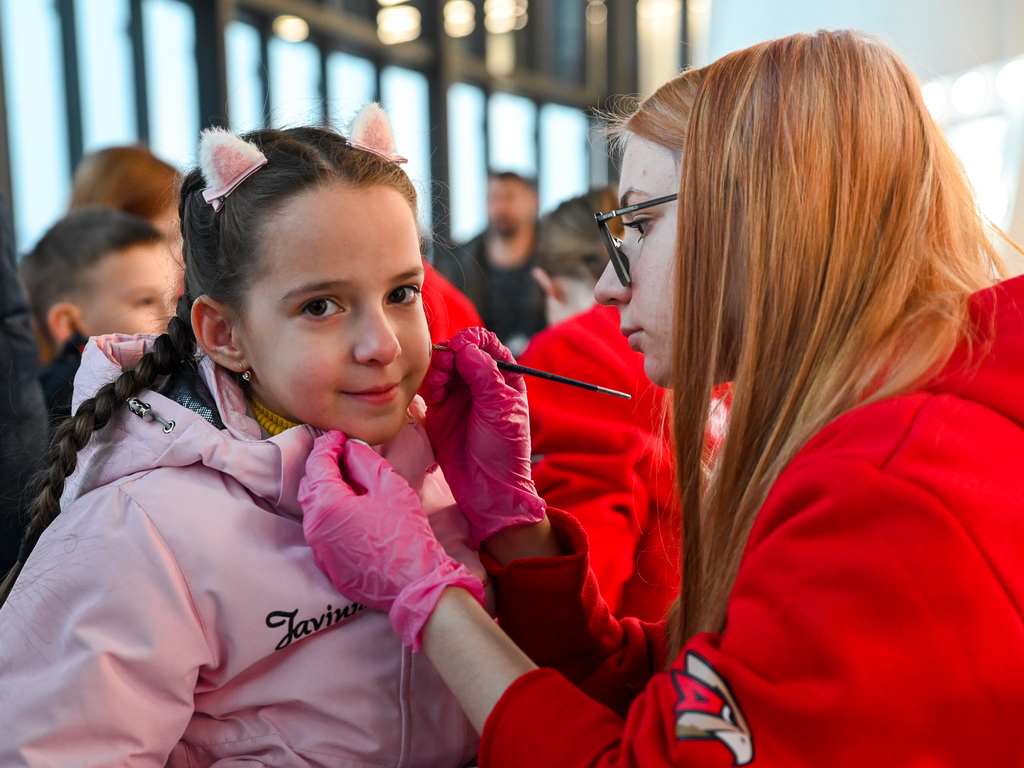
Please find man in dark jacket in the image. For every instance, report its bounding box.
[434,172,546,356]
[0,197,47,573]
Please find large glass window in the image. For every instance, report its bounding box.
[268,37,322,128]
[225,20,265,133]
[447,83,488,242]
[76,0,137,153]
[142,0,199,167]
[539,103,589,212]
[380,65,432,230]
[488,92,537,177]
[326,51,376,131]
[1,0,71,251]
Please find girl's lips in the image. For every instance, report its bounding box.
[624,329,643,352]
[344,384,400,405]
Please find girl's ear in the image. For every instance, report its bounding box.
[191,296,248,373]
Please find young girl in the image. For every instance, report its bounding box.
[0,108,492,767]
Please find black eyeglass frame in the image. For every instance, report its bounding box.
[595,193,679,286]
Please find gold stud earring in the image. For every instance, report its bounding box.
[241,369,251,382]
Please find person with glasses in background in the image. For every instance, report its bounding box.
[300,30,1024,767]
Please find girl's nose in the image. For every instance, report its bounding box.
[594,260,631,307]
[352,308,401,365]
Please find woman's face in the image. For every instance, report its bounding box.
[595,138,680,387]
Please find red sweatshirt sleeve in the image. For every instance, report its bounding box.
[488,509,667,715]
[482,458,1024,767]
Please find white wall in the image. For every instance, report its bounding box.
[705,0,1024,78]
[698,0,1024,275]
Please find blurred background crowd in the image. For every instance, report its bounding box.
[2,0,1024,621]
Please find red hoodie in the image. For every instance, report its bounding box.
[422,259,483,344]
[480,275,1024,767]
[520,304,677,621]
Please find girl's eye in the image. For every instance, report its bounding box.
[623,219,650,240]
[303,298,339,317]
[388,285,421,305]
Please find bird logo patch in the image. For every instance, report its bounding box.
[673,651,753,765]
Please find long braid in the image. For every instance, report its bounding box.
[0,308,196,606]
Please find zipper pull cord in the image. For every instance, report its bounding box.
[127,397,176,434]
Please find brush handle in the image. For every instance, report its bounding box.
[431,344,631,400]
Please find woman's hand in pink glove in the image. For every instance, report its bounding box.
[421,327,546,549]
[298,431,485,650]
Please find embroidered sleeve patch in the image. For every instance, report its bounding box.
[672,651,753,765]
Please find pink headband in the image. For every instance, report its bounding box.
[198,104,406,211]
[199,128,267,212]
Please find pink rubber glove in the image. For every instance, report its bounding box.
[298,431,485,650]
[421,327,546,548]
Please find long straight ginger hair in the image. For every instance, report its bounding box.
[623,30,1009,657]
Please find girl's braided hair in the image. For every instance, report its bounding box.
[0,126,417,606]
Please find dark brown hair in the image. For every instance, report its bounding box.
[20,207,163,346]
[0,126,417,604]
[535,188,621,282]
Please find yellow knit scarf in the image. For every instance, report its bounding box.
[248,397,302,436]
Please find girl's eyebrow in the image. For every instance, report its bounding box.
[281,268,425,301]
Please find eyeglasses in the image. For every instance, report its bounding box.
[595,194,678,286]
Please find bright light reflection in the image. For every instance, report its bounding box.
[951,71,987,115]
[444,0,475,37]
[921,82,946,119]
[272,15,309,43]
[996,60,1024,104]
[378,6,421,44]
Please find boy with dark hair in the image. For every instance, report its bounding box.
[20,207,178,424]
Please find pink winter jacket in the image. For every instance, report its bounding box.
[0,334,486,767]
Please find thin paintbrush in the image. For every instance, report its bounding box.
[431,344,631,400]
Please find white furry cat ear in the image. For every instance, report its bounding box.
[347,103,407,164]
[199,127,268,211]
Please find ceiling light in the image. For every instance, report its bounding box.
[272,15,309,43]
[637,0,681,20]
[484,0,518,34]
[378,5,421,45]
[444,0,476,37]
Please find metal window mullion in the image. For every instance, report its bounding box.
[0,16,15,238]
[129,0,150,142]
[190,0,230,129]
[257,15,271,127]
[56,0,83,171]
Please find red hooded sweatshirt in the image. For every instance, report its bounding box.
[520,304,678,621]
[480,274,1024,767]
[422,259,483,344]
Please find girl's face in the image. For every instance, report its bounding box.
[233,183,430,445]
[595,138,681,387]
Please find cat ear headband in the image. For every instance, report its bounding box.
[199,103,406,211]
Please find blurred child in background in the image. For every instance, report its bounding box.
[520,188,678,621]
[19,207,179,426]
